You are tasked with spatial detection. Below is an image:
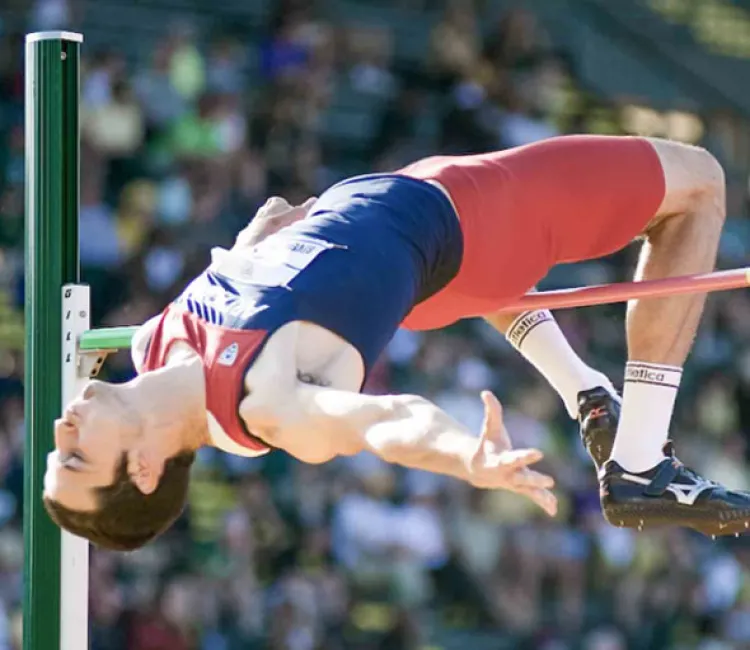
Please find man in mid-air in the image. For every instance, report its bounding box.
[45,135,750,551]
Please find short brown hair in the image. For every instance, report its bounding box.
[44,451,195,551]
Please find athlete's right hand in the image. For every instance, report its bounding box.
[469,391,558,516]
[234,196,318,249]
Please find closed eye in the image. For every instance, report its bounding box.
[61,451,85,472]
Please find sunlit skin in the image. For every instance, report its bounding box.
[46,385,135,511]
[44,358,209,512]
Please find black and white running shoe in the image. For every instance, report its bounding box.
[578,387,620,471]
[600,443,750,537]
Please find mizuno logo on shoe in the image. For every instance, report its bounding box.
[620,473,715,506]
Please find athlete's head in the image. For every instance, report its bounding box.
[42,379,198,551]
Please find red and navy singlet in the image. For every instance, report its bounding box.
[141,174,463,454]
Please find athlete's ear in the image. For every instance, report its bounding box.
[127,447,166,495]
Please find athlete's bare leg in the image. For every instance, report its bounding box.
[628,144,725,365]
[597,139,750,538]
[610,139,726,473]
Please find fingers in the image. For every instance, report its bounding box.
[509,467,554,490]
[262,197,318,228]
[261,196,317,218]
[262,196,292,215]
[479,391,508,447]
[514,486,558,517]
[503,448,555,490]
[498,447,544,470]
[300,196,318,212]
[480,390,502,427]
[276,207,313,232]
[472,454,554,489]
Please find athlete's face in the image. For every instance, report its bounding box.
[43,381,139,512]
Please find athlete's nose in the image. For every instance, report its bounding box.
[54,418,78,453]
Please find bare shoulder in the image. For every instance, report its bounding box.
[645,137,725,219]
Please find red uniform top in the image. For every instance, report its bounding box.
[398,135,666,330]
[140,306,271,456]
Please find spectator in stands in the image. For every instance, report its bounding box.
[429,0,480,84]
[133,43,187,132]
[82,49,125,109]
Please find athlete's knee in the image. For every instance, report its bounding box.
[646,138,726,233]
[684,144,726,206]
[683,145,725,233]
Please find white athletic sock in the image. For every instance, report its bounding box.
[610,361,683,473]
[505,310,617,419]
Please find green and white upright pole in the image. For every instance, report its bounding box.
[24,31,89,650]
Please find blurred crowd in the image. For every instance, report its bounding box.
[2,0,750,648]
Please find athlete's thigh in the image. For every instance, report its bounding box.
[499,135,667,265]
[405,137,667,307]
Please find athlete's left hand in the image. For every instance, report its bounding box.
[469,391,558,516]
[234,196,317,249]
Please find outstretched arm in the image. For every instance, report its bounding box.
[272,383,557,515]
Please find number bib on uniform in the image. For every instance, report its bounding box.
[210,236,340,288]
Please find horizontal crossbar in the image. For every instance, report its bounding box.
[495,267,750,313]
[76,268,749,352]
[79,326,137,351]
